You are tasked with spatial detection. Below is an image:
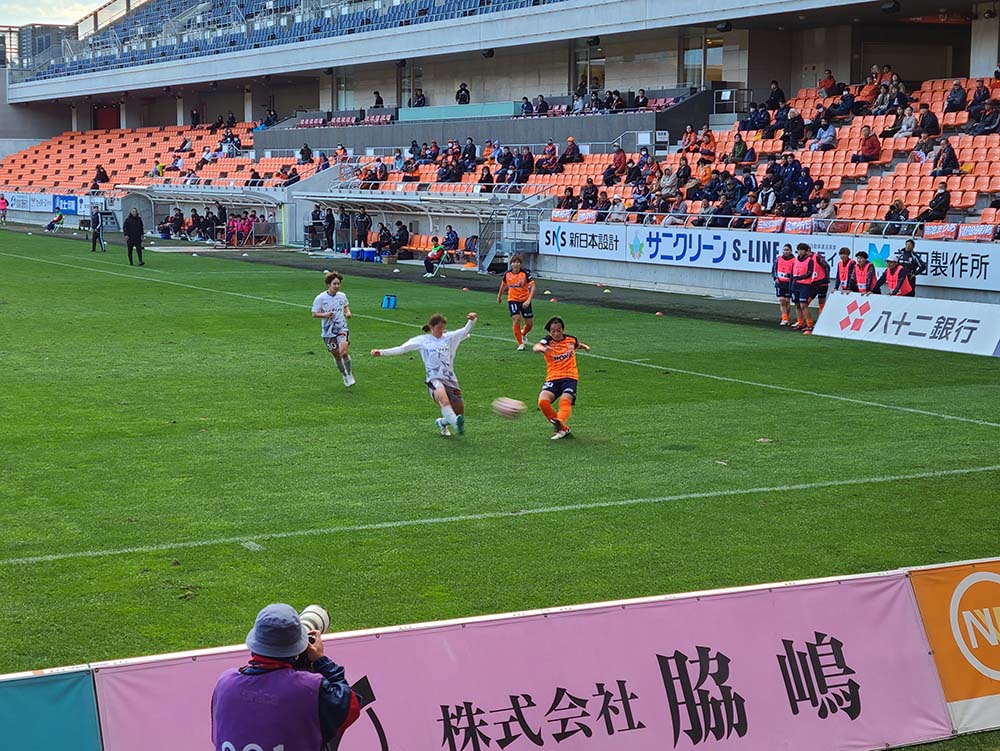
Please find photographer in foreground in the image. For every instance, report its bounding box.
[212,604,360,751]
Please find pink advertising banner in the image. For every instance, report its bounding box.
[93,573,952,751]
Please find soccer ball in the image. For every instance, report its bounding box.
[492,397,526,418]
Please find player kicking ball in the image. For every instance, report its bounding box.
[311,271,355,387]
[533,316,588,440]
[497,254,536,350]
[371,312,476,436]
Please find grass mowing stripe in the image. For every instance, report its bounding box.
[4,464,997,567]
[4,250,998,430]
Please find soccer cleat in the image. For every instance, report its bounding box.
[551,428,571,440]
[548,417,565,433]
[516,343,525,351]
[802,328,813,335]
[423,273,433,277]
[779,320,789,326]
[435,418,452,436]
[455,414,465,435]
[790,322,803,330]
[344,374,356,387]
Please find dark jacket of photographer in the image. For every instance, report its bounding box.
[213,654,359,750]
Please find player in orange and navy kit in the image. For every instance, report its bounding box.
[497,254,536,350]
[532,316,589,440]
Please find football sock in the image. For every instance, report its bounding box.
[557,400,573,426]
[441,405,459,428]
[806,317,814,328]
[539,400,558,423]
[343,356,353,376]
[333,357,347,375]
[781,312,789,322]
[818,301,825,313]
[513,323,523,345]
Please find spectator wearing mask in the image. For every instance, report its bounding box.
[850,126,881,163]
[263,109,278,127]
[916,181,950,223]
[827,89,855,118]
[606,197,628,223]
[211,604,359,751]
[944,80,968,113]
[765,80,786,110]
[930,137,959,176]
[455,82,471,105]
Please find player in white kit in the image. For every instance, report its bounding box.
[370,311,476,436]
[311,271,355,387]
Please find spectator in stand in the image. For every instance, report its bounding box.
[481,140,495,165]
[208,115,224,134]
[373,91,384,108]
[609,90,626,111]
[817,69,837,98]
[907,131,936,163]
[165,154,183,172]
[966,100,1000,136]
[659,166,679,195]
[675,155,692,188]
[557,187,579,210]
[742,166,758,194]
[634,89,649,109]
[477,166,494,193]
[724,133,748,163]
[679,124,699,152]
[390,221,409,254]
[879,64,894,84]
[602,90,614,110]
[535,94,550,114]
[456,82,471,105]
[174,136,192,153]
[763,100,790,138]
[372,157,389,184]
[916,181,950,223]
[807,179,829,209]
[781,108,805,150]
[263,109,278,127]
[765,80,786,109]
[587,92,603,111]
[389,149,404,171]
[571,94,585,114]
[917,103,941,136]
[95,165,110,183]
[602,145,627,186]
[190,108,201,127]
[558,136,583,165]
[882,106,917,138]
[827,88,855,118]
[247,169,262,187]
[409,88,427,107]
[606,197,627,223]
[869,84,892,115]
[735,191,762,228]
[851,125,880,163]
[299,144,314,164]
[284,167,300,186]
[595,191,612,221]
[968,79,990,122]
[660,196,688,225]
[803,104,827,140]
[758,179,778,213]
[944,80,968,113]
[372,222,392,252]
[575,76,589,97]
[580,178,598,209]
[225,111,237,128]
[856,74,879,107]
[495,146,514,181]
[624,159,642,186]
[930,137,959,176]
[518,96,533,116]
[514,147,534,183]
[535,140,560,174]
[811,118,837,151]
[812,196,837,231]
[698,132,716,159]
[461,138,478,170]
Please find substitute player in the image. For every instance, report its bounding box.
[771,244,794,326]
[497,255,536,350]
[790,243,815,333]
[371,312,477,436]
[533,316,589,440]
[311,271,355,387]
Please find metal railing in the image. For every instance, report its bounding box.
[713,89,754,116]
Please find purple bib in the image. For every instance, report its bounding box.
[212,668,324,751]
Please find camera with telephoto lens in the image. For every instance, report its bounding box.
[300,604,330,643]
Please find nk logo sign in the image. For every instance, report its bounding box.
[950,571,1000,680]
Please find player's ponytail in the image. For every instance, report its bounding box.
[422,313,447,333]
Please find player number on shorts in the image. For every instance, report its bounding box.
[221,743,285,751]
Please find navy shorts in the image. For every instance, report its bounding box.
[775,282,791,298]
[508,300,534,319]
[813,282,830,301]
[541,378,578,404]
[792,283,813,304]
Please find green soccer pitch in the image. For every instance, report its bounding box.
[2,234,999,749]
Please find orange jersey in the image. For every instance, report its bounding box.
[503,270,534,303]
[541,334,580,381]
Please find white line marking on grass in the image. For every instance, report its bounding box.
[2,465,998,567]
[3,251,998,430]
[59,254,168,273]
[241,541,264,551]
